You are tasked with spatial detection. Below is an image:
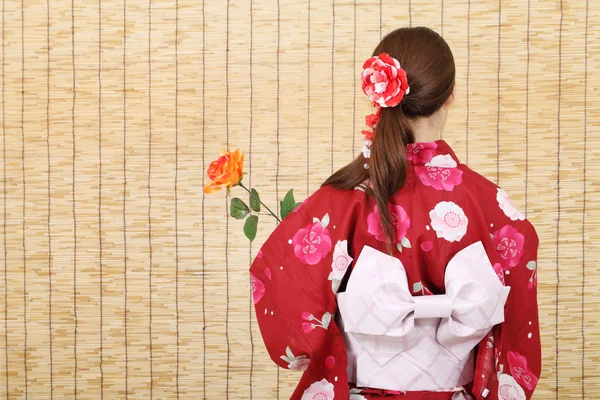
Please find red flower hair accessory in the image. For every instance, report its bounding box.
[361,53,410,108]
[360,53,409,169]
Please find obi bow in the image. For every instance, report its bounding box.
[337,241,510,362]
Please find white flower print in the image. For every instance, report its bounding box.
[425,154,457,168]
[429,201,469,242]
[301,378,335,400]
[498,374,526,400]
[329,240,353,293]
[497,188,525,221]
[280,346,310,371]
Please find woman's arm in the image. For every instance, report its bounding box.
[250,187,359,399]
[470,183,541,400]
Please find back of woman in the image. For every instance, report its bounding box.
[249,27,541,400]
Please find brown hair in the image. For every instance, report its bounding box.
[322,27,455,249]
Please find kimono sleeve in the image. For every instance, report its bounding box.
[471,184,541,400]
[249,189,355,400]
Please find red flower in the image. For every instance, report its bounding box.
[361,53,409,108]
[365,107,381,127]
[361,129,374,141]
[507,351,538,391]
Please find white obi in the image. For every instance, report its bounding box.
[336,241,510,392]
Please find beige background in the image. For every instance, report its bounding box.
[0,0,598,399]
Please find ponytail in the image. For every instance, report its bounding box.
[369,106,414,252]
[322,105,414,252]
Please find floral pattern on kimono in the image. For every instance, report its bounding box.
[250,140,540,400]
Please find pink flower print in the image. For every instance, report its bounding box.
[492,225,525,270]
[498,374,525,400]
[301,311,332,333]
[301,311,312,320]
[301,321,314,333]
[507,351,539,391]
[250,273,265,304]
[415,155,462,191]
[301,378,335,400]
[406,141,438,165]
[493,263,506,285]
[367,204,411,244]
[292,222,332,265]
[416,166,463,191]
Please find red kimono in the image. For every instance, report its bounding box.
[250,140,541,400]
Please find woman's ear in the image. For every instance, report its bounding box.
[445,88,455,108]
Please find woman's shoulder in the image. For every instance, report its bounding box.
[456,162,538,235]
[305,182,368,206]
[289,183,368,226]
[456,162,501,195]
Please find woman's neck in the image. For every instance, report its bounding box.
[407,109,447,143]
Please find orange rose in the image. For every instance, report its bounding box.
[203,149,244,194]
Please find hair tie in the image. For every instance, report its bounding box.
[360,53,410,169]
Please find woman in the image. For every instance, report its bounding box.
[250,27,540,400]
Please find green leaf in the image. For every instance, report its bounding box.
[294,202,303,209]
[413,282,423,293]
[230,198,250,219]
[280,189,296,220]
[250,188,261,212]
[244,215,259,241]
[396,243,403,253]
[526,260,537,271]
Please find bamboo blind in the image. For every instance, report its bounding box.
[0,0,598,399]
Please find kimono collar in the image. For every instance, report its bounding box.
[406,139,460,167]
[358,140,459,191]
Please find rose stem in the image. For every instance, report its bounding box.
[237,182,282,223]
